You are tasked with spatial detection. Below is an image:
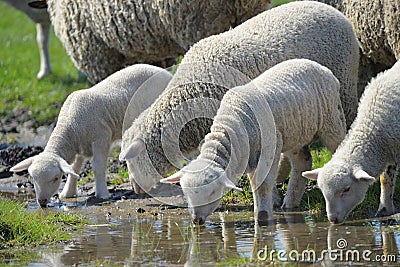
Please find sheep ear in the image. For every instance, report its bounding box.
[10,156,37,172]
[222,176,242,192]
[119,139,145,161]
[57,157,79,179]
[302,169,321,181]
[160,172,183,184]
[353,169,375,184]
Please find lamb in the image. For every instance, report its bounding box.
[311,0,400,96]
[2,0,52,79]
[32,0,272,83]
[10,64,172,207]
[161,59,347,224]
[119,1,359,208]
[302,60,400,225]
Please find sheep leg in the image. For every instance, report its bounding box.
[376,164,398,217]
[281,146,312,210]
[276,154,291,183]
[36,22,52,79]
[59,155,84,198]
[92,141,111,199]
[273,154,291,208]
[250,140,282,225]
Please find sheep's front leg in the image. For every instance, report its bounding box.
[281,146,312,210]
[92,141,111,199]
[376,164,398,217]
[59,155,84,199]
[250,142,282,224]
[36,22,52,79]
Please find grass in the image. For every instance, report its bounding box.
[272,0,295,7]
[0,198,87,250]
[0,2,90,125]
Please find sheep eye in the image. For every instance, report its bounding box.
[343,186,350,193]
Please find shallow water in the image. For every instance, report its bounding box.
[2,195,400,266]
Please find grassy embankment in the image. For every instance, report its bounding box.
[0,197,87,262]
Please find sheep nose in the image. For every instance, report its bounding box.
[193,216,205,225]
[37,199,48,208]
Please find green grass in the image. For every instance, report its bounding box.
[272,0,295,7]
[0,2,90,124]
[0,198,87,249]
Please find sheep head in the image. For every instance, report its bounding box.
[10,152,78,207]
[161,159,241,225]
[303,162,375,224]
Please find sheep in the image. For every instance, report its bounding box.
[2,0,52,79]
[302,60,400,225]
[310,0,400,96]
[30,0,272,83]
[119,1,359,208]
[10,64,172,207]
[160,59,347,224]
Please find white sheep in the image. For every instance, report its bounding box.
[161,59,346,224]
[312,0,400,96]
[2,0,51,79]
[10,64,172,207]
[120,1,359,206]
[35,0,272,83]
[302,60,400,225]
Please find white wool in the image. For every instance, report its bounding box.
[162,59,346,223]
[10,64,172,206]
[303,60,400,224]
[121,1,359,197]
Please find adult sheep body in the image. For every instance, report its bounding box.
[313,0,400,95]
[121,1,359,209]
[161,59,347,224]
[10,64,172,207]
[303,60,400,224]
[46,0,271,83]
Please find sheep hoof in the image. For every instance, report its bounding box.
[95,192,111,200]
[375,206,394,217]
[37,69,51,80]
[257,211,271,225]
[281,203,300,212]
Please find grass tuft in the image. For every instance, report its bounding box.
[0,198,87,249]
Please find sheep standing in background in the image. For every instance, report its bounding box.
[312,0,400,96]
[120,1,359,209]
[161,59,346,224]
[2,0,51,79]
[39,0,271,83]
[10,65,172,207]
[303,60,400,224]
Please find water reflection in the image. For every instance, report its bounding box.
[11,210,400,265]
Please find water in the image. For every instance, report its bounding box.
[2,197,400,266]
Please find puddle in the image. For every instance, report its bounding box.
[2,195,400,266]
